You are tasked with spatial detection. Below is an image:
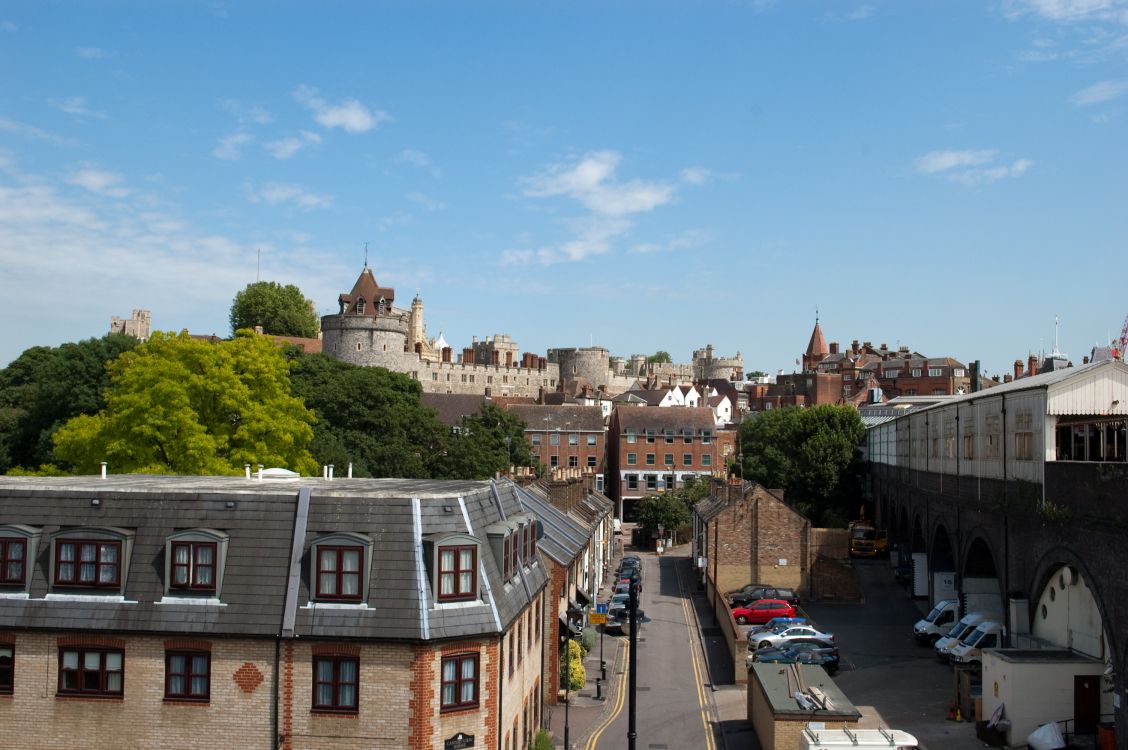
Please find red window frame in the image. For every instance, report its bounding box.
[0,538,26,585]
[58,647,123,697]
[530,525,537,559]
[54,539,121,588]
[170,541,217,592]
[441,653,479,711]
[312,655,359,714]
[315,545,364,601]
[522,525,531,564]
[502,534,511,579]
[438,544,477,601]
[165,650,210,701]
[0,643,12,695]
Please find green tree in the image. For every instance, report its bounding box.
[646,350,672,365]
[229,281,319,338]
[560,639,585,692]
[0,334,138,474]
[291,354,448,478]
[434,403,537,480]
[635,491,692,542]
[53,331,318,475]
[739,404,865,524]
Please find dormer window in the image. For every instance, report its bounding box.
[310,533,372,603]
[165,529,229,598]
[51,527,135,592]
[0,525,39,590]
[356,297,366,314]
[439,544,477,601]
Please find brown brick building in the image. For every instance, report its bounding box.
[506,404,607,490]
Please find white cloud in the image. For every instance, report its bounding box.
[1008,0,1128,22]
[75,47,105,59]
[914,149,998,174]
[499,249,535,266]
[219,99,273,125]
[915,149,1032,185]
[67,167,129,197]
[51,96,107,119]
[246,182,333,209]
[1,20,17,32]
[264,130,322,159]
[680,166,712,185]
[1071,80,1128,105]
[0,115,75,145]
[398,149,441,177]
[212,132,253,160]
[846,4,876,20]
[629,229,711,255]
[293,85,390,134]
[406,191,445,211]
[522,150,674,217]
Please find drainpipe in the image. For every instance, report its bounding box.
[272,638,280,750]
[1001,393,1010,648]
[497,636,504,750]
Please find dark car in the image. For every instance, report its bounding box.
[728,585,800,608]
[750,640,839,675]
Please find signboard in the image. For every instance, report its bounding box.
[589,612,607,624]
[444,733,475,750]
[595,603,608,614]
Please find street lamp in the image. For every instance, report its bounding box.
[563,605,583,749]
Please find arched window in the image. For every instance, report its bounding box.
[355,297,366,314]
[164,529,229,598]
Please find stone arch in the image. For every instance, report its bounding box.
[1030,546,1117,670]
[959,534,1004,620]
[927,524,958,604]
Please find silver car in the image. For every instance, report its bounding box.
[749,624,835,650]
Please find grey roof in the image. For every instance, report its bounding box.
[614,406,717,431]
[0,475,547,642]
[506,404,606,432]
[421,393,490,428]
[507,482,588,566]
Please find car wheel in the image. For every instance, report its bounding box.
[760,640,772,649]
[736,615,748,624]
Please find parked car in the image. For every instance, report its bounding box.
[731,599,796,625]
[949,621,1003,665]
[934,613,987,662]
[728,585,801,608]
[607,593,630,618]
[747,617,807,638]
[751,641,840,675]
[913,599,959,645]
[750,624,835,650]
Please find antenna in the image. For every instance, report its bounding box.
[364,242,369,268]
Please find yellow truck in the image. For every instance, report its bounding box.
[848,521,888,558]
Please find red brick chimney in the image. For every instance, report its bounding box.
[1014,360,1023,380]
[1028,355,1038,377]
[829,342,839,354]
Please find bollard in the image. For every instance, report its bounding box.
[595,677,602,700]
[601,660,607,681]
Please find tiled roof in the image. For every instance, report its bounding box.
[613,406,717,430]
[421,393,491,428]
[506,404,606,432]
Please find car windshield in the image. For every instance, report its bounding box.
[852,527,875,540]
[947,621,972,638]
[925,604,947,623]
[963,627,988,647]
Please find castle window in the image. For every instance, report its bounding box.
[355,298,366,314]
[383,344,387,352]
[356,343,362,351]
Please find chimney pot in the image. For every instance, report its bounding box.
[1028,355,1038,377]
[1014,359,1024,380]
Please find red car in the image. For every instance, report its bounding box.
[731,599,796,625]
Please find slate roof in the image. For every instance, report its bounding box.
[614,406,717,431]
[421,393,491,428]
[0,475,547,643]
[506,404,605,432]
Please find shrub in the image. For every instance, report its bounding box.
[580,626,597,654]
[529,729,553,750]
[560,639,585,692]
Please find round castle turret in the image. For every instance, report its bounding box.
[321,265,415,369]
[548,346,611,391]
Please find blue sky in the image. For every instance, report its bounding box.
[1,1,1125,377]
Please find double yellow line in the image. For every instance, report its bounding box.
[676,561,718,750]
[582,639,629,749]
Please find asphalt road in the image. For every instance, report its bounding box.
[585,546,722,750]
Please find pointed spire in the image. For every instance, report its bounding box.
[805,316,828,357]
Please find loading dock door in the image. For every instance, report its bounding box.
[1074,675,1099,734]
[912,553,928,598]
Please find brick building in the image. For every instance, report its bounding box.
[608,407,735,520]
[0,475,550,750]
[505,404,606,488]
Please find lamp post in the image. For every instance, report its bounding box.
[563,605,582,749]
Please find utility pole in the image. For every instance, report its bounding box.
[628,578,638,750]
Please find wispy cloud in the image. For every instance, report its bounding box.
[51,96,107,119]
[522,150,673,217]
[406,191,445,211]
[67,167,129,198]
[0,115,75,145]
[1,20,17,32]
[680,167,712,185]
[219,99,273,125]
[846,4,876,20]
[212,132,253,160]
[915,148,1033,185]
[75,47,105,59]
[1006,0,1128,23]
[264,130,322,159]
[397,149,442,177]
[630,229,711,255]
[293,85,390,134]
[246,182,333,209]
[1071,79,1128,104]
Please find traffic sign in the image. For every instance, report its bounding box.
[589,612,607,624]
[595,603,608,614]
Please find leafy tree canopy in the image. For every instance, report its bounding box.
[230,281,319,338]
[291,354,448,479]
[739,404,865,524]
[746,370,768,379]
[646,350,672,365]
[635,491,692,541]
[53,331,318,476]
[0,334,138,474]
[434,403,538,480]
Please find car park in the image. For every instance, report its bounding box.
[751,641,840,675]
[747,616,807,637]
[934,613,986,662]
[750,624,835,650]
[912,599,958,645]
[607,593,630,617]
[732,599,796,625]
[728,585,801,608]
[949,621,1002,665]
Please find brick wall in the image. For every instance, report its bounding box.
[708,484,810,595]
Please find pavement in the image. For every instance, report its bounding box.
[546,529,1013,750]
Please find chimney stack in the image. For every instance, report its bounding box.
[829,342,839,354]
[1014,359,1023,380]
[1028,355,1038,377]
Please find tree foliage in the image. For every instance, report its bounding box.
[560,639,585,692]
[0,334,138,474]
[291,354,447,478]
[229,281,319,338]
[635,491,692,542]
[53,331,319,476]
[646,350,672,365]
[433,403,538,480]
[739,405,865,524]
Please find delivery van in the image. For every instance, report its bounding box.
[800,723,918,749]
[934,612,986,662]
[949,621,1003,665]
[913,599,958,645]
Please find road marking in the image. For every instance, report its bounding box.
[583,639,629,750]
[676,561,718,750]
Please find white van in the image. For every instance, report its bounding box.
[800,724,918,749]
[913,599,958,645]
[950,621,1003,665]
[934,613,986,661]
